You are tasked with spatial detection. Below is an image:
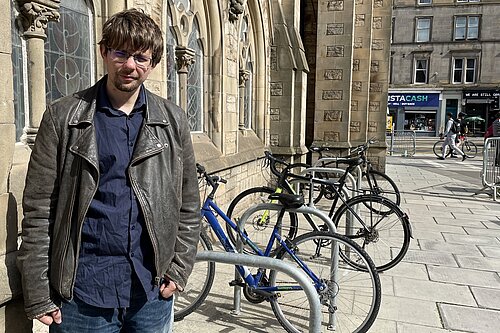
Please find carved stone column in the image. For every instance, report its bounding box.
[238,69,249,130]
[175,46,195,111]
[17,0,60,146]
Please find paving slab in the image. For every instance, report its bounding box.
[403,249,458,267]
[428,265,500,288]
[377,295,442,327]
[393,277,476,306]
[380,262,429,281]
[419,240,482,256]
[470,287,500,310]
[478,245,500,258]
[464,227,500,238]
[456,254,500,272]
[435,217,487,228]
[397,322,463,333]
[439,304,500,333]
[442,232,500,246]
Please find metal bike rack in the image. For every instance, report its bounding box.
[476,137,500,201]
[234,203,340,330]
[195,251,322,333]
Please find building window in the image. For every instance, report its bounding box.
[415,17,431,42]
[454,16,479,40]
[166,7,178,105]
[187,18,203,132]
[457,0,480,3]
[414,59,428,84]
[418,0,432,5]
[45,0,94,103]
[452,57,476,84]
[11,2,27,141]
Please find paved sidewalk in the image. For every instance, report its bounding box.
[174,155,500,333]
[33,155,500,332]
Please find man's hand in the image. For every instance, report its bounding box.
[159,279,177,299]
[37,308,62,326]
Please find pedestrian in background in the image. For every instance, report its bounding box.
[17,8,201,332]
[439,112,467,161]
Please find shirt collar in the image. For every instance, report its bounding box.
[97,77,146,115]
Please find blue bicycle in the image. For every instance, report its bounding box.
[174,164,381,333]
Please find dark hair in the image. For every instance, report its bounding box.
[446,112,453,118]
[458,112,466,118]
[98,9,163,66]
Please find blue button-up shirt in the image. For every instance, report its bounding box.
[74,82,157,308]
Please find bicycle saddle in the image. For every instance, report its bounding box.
[268,193,304,209]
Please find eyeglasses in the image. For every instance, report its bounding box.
[107,48,152,70]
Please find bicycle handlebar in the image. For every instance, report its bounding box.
[196,163,227,188]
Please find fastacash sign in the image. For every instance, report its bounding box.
[388,93,440,107]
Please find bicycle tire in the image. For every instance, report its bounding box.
[332,195,411,271]
[269,231,381,333]
[360,169,401,212]
[463,141,477,158]
[433,140,448,158]
[174,230,215,321]
[226,187,298,256]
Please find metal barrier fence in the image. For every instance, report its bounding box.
[480,137,500,201]
[386,130,416,157]
[195,251,322,333]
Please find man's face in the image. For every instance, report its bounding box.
[101,45,154,94]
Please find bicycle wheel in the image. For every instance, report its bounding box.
[269,231,381,333]
[332,195,411,271]
[433,140,445,158]
[174,230,215,321]
[463,140,477,158]
[226,187,298,255]
[360,169,401,209]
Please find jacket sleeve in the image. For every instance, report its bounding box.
[444,120,452,136]
[17,107,61,319]
[165,111,201,290]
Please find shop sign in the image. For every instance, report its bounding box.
[388,93,440,107]
[462,90,500,99]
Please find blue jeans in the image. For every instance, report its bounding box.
[49,294,174,333]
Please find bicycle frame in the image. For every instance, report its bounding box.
[201,195,328,293]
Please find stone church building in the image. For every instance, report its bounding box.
[0,0,390,330]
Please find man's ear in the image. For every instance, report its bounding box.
[99,44,107,59]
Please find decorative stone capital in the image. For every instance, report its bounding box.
[228,0,245,22]
[239,69,250,87]
[24,126,38,148]
[17,0,60,38]
[175,46,195,74]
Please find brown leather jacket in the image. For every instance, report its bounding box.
[17,77,201,320]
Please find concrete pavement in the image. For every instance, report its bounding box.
[174,154,500,333]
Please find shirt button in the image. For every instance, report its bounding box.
[131,252,135,257]
[131,225,135,230]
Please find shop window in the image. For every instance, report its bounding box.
[415,17,431,43]
[454,16,479,40]
[187,18,203,132]
[405,112,436,132]
[414,59,429,84]
[45,0,94,103]
[418,0,432,4]
[11,1,27,141]
[166,6,178,105]
[452,57,476,84]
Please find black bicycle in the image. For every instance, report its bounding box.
[433,134,477,158]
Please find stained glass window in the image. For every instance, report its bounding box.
[167,7,178,104]
[187,18,203,132]
[174,0,191,12]
[11,1,26,141]
[45,0,93,103]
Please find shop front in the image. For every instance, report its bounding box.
[462,89,500,136]
[388,92,441,136]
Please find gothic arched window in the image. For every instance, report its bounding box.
[45,0,93,102]
[187,18,203,132]
[11,1,27,141]
[244,57,253,129]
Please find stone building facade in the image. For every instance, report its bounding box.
[0,0,390,331]
[390,0,500,136]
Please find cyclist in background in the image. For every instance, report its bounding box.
[451,112,468,158]
[439,112,467,161]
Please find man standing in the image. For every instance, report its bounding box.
[17,9,201,332]
[439,112,467,161]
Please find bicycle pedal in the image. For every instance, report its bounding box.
[229,279,245,287]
